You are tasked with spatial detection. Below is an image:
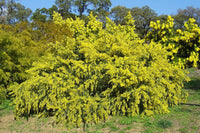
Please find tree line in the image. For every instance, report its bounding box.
[1,0,200,38]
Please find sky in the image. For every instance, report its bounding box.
[19,0,200,15]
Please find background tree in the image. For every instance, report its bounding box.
[73,0,95,17]
[31,8,49,22]
[31,5,58,22]
[55,0,76,19]
[110,5,130,25]
[55,0,72,15]
[156,14,168,23]
[92,0,111,22]
[0,0,6,23]
[173,6,200,29]
[131,6,157,38]
[55,0,112,20]
[0,0,32,24]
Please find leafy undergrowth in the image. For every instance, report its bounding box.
[0,68,200,133]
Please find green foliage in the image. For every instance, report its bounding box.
[10,12,189,128]
[31,8,52,22]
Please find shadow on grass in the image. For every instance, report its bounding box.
[184,78,200,90]
[183,76,200,106]
[185,67,200,90]
[181,103,200,106]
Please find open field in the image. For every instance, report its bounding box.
[0,68,200,133]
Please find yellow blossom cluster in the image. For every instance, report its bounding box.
[146,16,200,68]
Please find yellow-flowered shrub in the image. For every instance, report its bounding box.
[177,18,200,68]
[146,16,200,68]
[10,12,189,128]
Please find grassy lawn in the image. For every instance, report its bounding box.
[0,68,200,133]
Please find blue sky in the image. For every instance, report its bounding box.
[20,0,200,15]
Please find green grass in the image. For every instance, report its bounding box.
[0,99,13,116]
[118,117,134,125]
[103,121,119,131]
[157,119,172,129]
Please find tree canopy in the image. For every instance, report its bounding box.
[173,6,200,29]
[0,0,32,24]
